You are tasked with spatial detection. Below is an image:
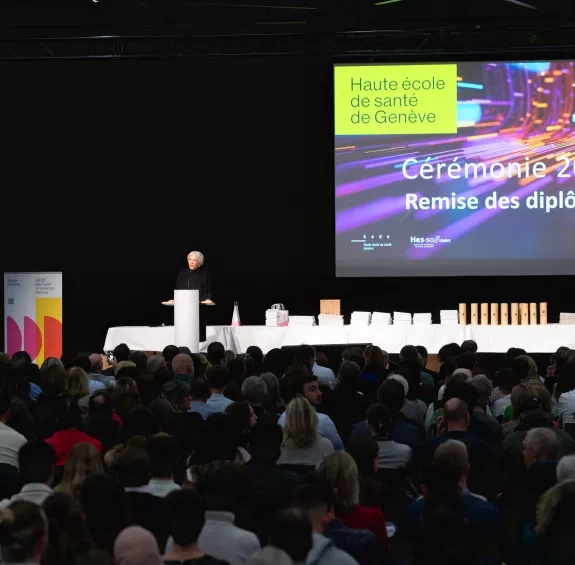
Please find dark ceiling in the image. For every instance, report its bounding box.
[0,0,572,38]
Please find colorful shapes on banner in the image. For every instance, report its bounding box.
[24,316,43,360]
[6,316,22,355]
[44,316,63,360]
[36,298,63,365]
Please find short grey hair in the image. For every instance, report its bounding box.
[557,454,575,482]
[247,547,293,565]
[524,427,560,461]
[451,368,473,381]
[471,375,493,406]
[434,439,469,475]
[387,373,409,395]
[187,251,205,266]
[242,376,267,403]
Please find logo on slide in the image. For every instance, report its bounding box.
[410,235,452,249]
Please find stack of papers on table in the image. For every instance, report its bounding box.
[350,311,372,326]
[440,310,459,325]
[371,312,392,326]
[288,316,316,326]
[265,309,281,327]
[393,312,412,325]
[266,308,289,328]
[559,313,575,324]
[413,312,432,325]
[318,314,344,326]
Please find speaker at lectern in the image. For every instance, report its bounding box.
[174,289,200,353]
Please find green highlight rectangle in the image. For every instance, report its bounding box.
[334,64,458,135]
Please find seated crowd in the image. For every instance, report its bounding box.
[0,340,575,565]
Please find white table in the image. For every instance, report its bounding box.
[103,324,575,354]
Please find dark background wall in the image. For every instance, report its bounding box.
[0,57,572,354]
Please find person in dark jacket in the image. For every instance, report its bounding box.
[326,361,370,444]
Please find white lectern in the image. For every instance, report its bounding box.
[174,289,200,353]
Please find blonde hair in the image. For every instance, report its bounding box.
[510,381,551,420]
[55,443,103,500]
[317,451,360,512]
[65,367,90,398]
[282,397,318,449]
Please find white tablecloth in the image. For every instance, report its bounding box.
[103,324,575,354]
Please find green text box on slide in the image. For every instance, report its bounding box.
[334,64,458,135]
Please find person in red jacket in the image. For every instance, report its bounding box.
[317,451,389,552]
[45,397,102,467]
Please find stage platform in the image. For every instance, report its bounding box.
[103,324,575,354]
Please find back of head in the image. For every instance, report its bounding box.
[57,397,83,430]
[433,439,469,478]
[269,508,313,563]
[510,355,538,380]
[113,343,131,363]
[338,360,362,388]
[346,436,379,475]
[366,402,393,438]
[195,462,252,512]
[112,446,151,487]
[470,375,492,407]
[190,353,208,378]
[293,344,315,371]
[460,340,478,354]
[377,379,405,416]
[400,345,421,365]
[162,345,180,364]
[242,376,267,404]
[207,341,225,365]
[129,351,148,372]
[496,368,521,393]
[455,352,477,372]
[41,364,67,394]
[524,427,560,462]
[0,501,47,563]
[207,364,230,390]
[171,354,194,377]
[19,441,55,484]
[342,347,366,372]
[89,390,113,418]
[283,397,318,448]
[291,474,335,514]
[365,345,388,372]
[511,381,551,420]
[444,381,477,411]
[190,377,211,402]
[316,451,360,512]
[506,347,527,365]
[246,346,264,374]
[146,433,179,478]
[164,488,206,546]
[557,454,575,482]
[443,398,470,427]
[438,342,462,364]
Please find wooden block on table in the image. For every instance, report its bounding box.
[320,299,341,315]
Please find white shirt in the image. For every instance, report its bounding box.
[313,362,336,390]
[558,390,575,426]
[147,478,180,498]
[0,483,53,509]
[0,421,26,469]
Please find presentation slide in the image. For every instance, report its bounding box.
[334,60,575,277]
